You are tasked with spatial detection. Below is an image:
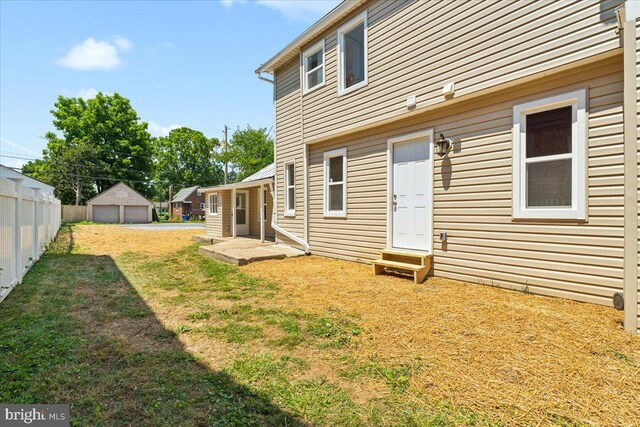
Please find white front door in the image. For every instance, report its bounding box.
[391,134,432,252]
[235,191,249,235]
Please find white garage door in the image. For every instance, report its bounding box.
[124,206,148,223]
[93,205,120,223]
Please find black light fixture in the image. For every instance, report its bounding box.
[434,133,452,157]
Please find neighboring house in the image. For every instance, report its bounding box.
[253,1,640,334]
[0,165,55,197]
[153,201,169,215]
[170,186,206,218]
[201,164,275,241]
[87,182,153,224]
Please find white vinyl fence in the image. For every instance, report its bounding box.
[0,177,61,303]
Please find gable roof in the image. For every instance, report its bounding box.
[171,185,199,203]
[86,181,152,205]
[256,0,365,74]
[241,163,275,183]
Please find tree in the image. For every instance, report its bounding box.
[221,125,273,182]
[32,93,154,202]
[153,127,223,197]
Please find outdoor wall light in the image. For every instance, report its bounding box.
[434,133,452,157]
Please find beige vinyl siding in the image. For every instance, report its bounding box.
[275,57,305,247]
[204,190,231,238]
[299,0,623,142]
[308,58,624,307]
[636,19,639,334]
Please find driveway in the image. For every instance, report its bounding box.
[119,222,205,230]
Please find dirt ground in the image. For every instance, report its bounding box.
[74,225,640,426]
[243,258,640,426]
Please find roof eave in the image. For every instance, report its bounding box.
[255,0,364,74]
[200,178,273,192]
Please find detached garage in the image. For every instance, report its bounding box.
[87,182,153,224]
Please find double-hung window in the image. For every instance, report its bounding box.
[323,148,347,217]
[284,162,295,215]
[208,193,218,215]
[337,11,367,95]
[512,89,587,219]
[303,40,324,93]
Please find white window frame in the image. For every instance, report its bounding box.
[323,147,347,218]
[337,10,368,96]
[302,39,325,94]
[208,193,218,215]
[284,162,295,216]
[512,89,587,220]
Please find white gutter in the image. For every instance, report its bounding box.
[253,75,311,254]
[200,178,273,192]
[269,181,310,253]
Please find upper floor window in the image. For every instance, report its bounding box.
[512,89,587,220]
[284,162,295,215]
[208,193,218,215]
[338,11,367,96]
[303,40,325,93]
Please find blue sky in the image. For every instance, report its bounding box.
[0,0,340,169]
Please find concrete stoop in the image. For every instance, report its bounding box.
[198,237,304,266]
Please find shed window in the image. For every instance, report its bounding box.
[284,162,295,215]
[323,148,347,217]
[208,194,218,215]
[338,11,367,95]
[512,89,586,219]
[303,40,324,93]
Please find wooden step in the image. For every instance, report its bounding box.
[380,248,432,267]
[372,259,430,284]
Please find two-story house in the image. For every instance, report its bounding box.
[204,0,639,335]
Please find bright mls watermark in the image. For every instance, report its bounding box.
[0,405,69,426]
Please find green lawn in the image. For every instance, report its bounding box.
[0,225,499,426]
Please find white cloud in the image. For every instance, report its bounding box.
[75,88,100,99]
[220,0,242,7]
[112,35,133,52]
[148,121,181,137]
[56,36,132,71]
[221,0,339,22]
[256,0,340,22]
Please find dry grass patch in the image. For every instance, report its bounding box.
[243,256,640,426]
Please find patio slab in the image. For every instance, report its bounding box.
[198,237,305,266]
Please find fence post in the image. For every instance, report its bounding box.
[10,179,23,284]
[45,195,50,243]
[32,188,40,261]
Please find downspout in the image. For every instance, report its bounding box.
[257,70,311,253]
[618,3,639,335]
[269,181,310,252]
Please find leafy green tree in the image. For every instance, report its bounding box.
[153,127,223,198]
[23,137,99,205]
[33,92,154,200]
[221,125,273,182]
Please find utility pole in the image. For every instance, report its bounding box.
[223,125,228,185]
[168,184,173,218]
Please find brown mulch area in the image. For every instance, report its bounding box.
[243,256,640,426]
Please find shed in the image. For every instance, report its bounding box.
[87,182,153,223]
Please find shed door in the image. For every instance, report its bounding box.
[93,205,120,223]
[124,206,148,223]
